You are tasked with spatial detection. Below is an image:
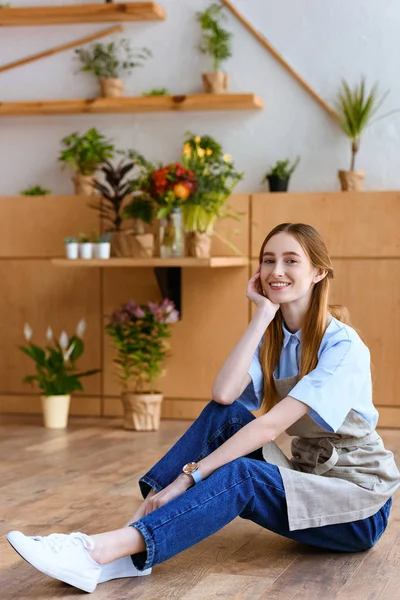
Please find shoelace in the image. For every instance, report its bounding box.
[32,532,94,554]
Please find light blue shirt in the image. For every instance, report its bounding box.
[239,317,379,433]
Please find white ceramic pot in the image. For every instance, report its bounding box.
[79,243,93,259]
[94,242,111,259]
[65,243,79,260]
[41,394,71,429]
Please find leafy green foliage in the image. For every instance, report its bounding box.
[20,185,51,196]
[59,128,114,175]
[106,299,179,394]
[122,195,155,226]
[20,332,99,396]
[142,88,169,96]
[335,77,393,170]
[197,3,233,72]
[75,39,152,79]
[90,159,135,231]
[263,157,300,182]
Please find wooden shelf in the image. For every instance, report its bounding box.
[0,94,264,116]
[51,257,249,268]
[0,3,166,26]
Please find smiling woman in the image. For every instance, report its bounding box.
[6,222,400,594]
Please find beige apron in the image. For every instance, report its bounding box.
[262,375,400,531]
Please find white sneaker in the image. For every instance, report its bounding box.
[7,531,101,593]
[99,556,152,583]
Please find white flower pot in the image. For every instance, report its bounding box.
[41,395,71,429]
[65,243,79,260]
[79,243,93,259]
[93,242,111,259]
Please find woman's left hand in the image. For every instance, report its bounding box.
[143,474,193,515]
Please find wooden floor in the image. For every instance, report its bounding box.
[1,414,400,600]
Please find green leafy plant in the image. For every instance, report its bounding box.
[106,299,179,394]
[20,184,52,196]
[263,157,300,182]
[91,158,136,231]
[196,3,232,72]
[59,128,114,176]
[335,77,395,171]
[75,39,152,79]
[20,321,99,396]
[64,236,78,244]
[142,88,169,97]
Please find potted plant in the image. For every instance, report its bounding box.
[77,232,93,259]
[59,127,114,196]
[20,321,99,429]
[106,299,179,431]
[181,132,243,257]
[64,236,79,260]
[262,156,300,192]
[75,38,152,98]
[196,3,233,93]
[92,232,112,259]
[335,77,394,191]
[20,184,52,196]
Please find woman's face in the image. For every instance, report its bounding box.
[260,232,324,305]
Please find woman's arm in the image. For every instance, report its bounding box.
[212,266,279,405]
[198,395,310,479]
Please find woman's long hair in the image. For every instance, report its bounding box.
[259,223,351,414]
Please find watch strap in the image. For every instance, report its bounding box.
[190,468,202,484]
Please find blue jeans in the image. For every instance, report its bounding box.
[130,400,392,570]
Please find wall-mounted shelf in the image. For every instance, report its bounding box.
[0,94,264,116]
[51,257,249,268]
[51,256,249,316]
[0,3,166,26]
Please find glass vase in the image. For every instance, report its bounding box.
[159,208,184,258]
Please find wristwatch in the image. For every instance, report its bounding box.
[182,461,202,484]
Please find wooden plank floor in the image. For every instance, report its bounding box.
[0,414,399,600]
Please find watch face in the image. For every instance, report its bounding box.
[183,462,197,474]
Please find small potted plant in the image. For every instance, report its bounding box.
[93,232,112,259]
[20,320,99,429]
[106,299,179,431]
[335,77,393,191]
[78,232,93,259]
[64,236,79,260]
[75,38,152,98]
[262,156,300,192]
[20,184,52,196]
[59,127,114,196]
[196,3,233,94]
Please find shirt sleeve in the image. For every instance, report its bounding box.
[237,340,264,410]
[287,337,370,433]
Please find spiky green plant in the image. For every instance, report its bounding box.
[196,3,232,72]
[335,77,394,171]
[75,39,152,79]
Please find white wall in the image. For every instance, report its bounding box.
[2,0,400,195]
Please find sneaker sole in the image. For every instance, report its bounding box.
[7,534,98,593]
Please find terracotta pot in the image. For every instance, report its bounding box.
[121,392,163,431]
[112,231,154,258]
[187,231,212,258]
[338,170,365,192]
[72,173,96,196]
[41,395,71,429]
[202,72,229,94]
[99,77,124,98]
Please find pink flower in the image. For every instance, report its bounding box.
[132,306,145,319]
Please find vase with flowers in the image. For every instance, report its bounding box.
[181,132,244,258]
[106,299,179,430]
[20,320,99,429]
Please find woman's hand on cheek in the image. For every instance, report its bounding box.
[247,266,280,318]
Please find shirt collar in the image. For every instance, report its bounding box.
[282,321,302,348]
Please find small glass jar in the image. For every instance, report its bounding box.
[159,207,184,258]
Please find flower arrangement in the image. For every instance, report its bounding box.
[106,299,179,394]
[150,162,197,219]
[20,320,99,396]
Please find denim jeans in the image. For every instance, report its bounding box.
[130,400,392,570]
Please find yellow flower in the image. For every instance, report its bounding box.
[183,143,191,157]
[194,136,201,143]
[197,147,206,158]
[223,154,232,163]
[206,149,213,156]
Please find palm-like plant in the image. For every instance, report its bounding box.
[335,77,393,171]
[91,159,135,231]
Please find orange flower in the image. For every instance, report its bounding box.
[173,182,191,200]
